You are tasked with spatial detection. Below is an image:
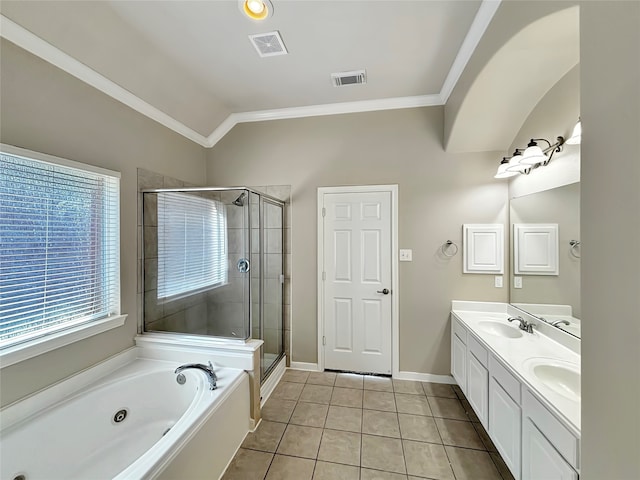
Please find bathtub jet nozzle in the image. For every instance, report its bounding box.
[175,361,218,390]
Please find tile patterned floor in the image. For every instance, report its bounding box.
[222,370,516,480]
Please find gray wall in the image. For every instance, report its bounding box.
[206,107,509,375]
[580,2,640,478]
[0,40,207,406]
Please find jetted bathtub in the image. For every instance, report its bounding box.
[0,350,250,480]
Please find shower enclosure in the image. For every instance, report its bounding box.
[141,187,285,381]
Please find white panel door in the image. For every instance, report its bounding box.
[322,191,392,374]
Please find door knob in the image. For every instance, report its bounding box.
[377,288,390,295]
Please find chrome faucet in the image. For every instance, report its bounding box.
[175,361,218,390]
[508,316,534,333]
[550,319,571,327]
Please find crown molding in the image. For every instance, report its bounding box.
[1,0,500,149]
[205,94,443,146]
[0,15,211,147]
[439,0,502,103]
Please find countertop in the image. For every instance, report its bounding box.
[451,301,580,434]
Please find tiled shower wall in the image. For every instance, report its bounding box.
[136,169,292,365]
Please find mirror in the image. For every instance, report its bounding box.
[509,182,581,338]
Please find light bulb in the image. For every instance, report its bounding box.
[246,0,265,14]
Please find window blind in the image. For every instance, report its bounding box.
[157,192,228,301]
[0,151,120,347]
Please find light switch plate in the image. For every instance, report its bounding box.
[494,276,503,288]
[399,249,412,262]
[514,276,523,289]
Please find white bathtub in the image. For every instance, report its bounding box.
[0,350,250,480]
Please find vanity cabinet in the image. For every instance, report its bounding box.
[451,317,468,392]
[489,355,522,478]
[450,311,581,480]
[467,335,489,428]
[522,390,579,480]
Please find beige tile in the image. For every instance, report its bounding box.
[317,429,361,466]
[300,384,334,404]
[435,418,484,449]
[361,434,406,474]
[331,387,363,408]
[221,448,273,480]
[271,381,304,401]
[277,424,323,459]
[265,454,315,480]
[422,382,457,398]
[395,393,433,416]
[398,414,441,443]
[335,373,364,389]
[361,469,408,480]
[392,379,424,395]
[313,461,360,480]
[364,376,393,392]
[241,420,286,452]
[363,390,396,412]
[261,398,296,423]
[308,371,337,386]
[474,422,498,452]
[445,446,502,480]
[427,396,469,420]
[325,405,362,432]
[403,440,454,479]
[452,384,465,399]
[460,397,480,422]
[283,369,310,383]
[490,452,516,480]
[290,402,329,428]
[362,409,400,438]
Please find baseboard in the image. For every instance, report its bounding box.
[289,361,320,371]
[260,355,286,407]
[395,370,456,384]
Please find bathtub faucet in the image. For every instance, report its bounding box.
[175,361,218,390]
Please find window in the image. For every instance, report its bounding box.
[157,192,227,301]
[0,145,121,354]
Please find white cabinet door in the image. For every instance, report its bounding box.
[451,333,467,394]
[467,353,489,428]
[489,377,521,480]
[322,191,392,374]
[522,418,578,480]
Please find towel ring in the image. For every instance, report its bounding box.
[442,240,458,257]
[569,240,581,259]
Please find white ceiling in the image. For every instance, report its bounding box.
[0,0,499,147]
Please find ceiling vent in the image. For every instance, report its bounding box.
[248,31,288,57]
[331,69,367,87]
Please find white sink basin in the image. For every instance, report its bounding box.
[477,321,523,339]
[525,359,581,401]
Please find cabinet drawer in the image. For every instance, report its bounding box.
[489,355,521,404]
[468,334,488,367]
[523,390,580,469]
[452,315,468,345]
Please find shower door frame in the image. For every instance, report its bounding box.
[140,187,285,356]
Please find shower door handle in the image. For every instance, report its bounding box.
[237,258,250,273]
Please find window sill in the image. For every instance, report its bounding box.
[0,314,128,369]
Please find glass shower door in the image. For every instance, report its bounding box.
[262,199,284,378]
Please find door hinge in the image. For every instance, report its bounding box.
[322,207,326,217]
[323,336,326,346]
[322,271,326,281]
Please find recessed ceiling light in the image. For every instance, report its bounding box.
[239,0,273,21]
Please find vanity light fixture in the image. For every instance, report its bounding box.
[495,136,565,178]
[565,118,581,145]
[494,158,519,179]
[239,0,273,21]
